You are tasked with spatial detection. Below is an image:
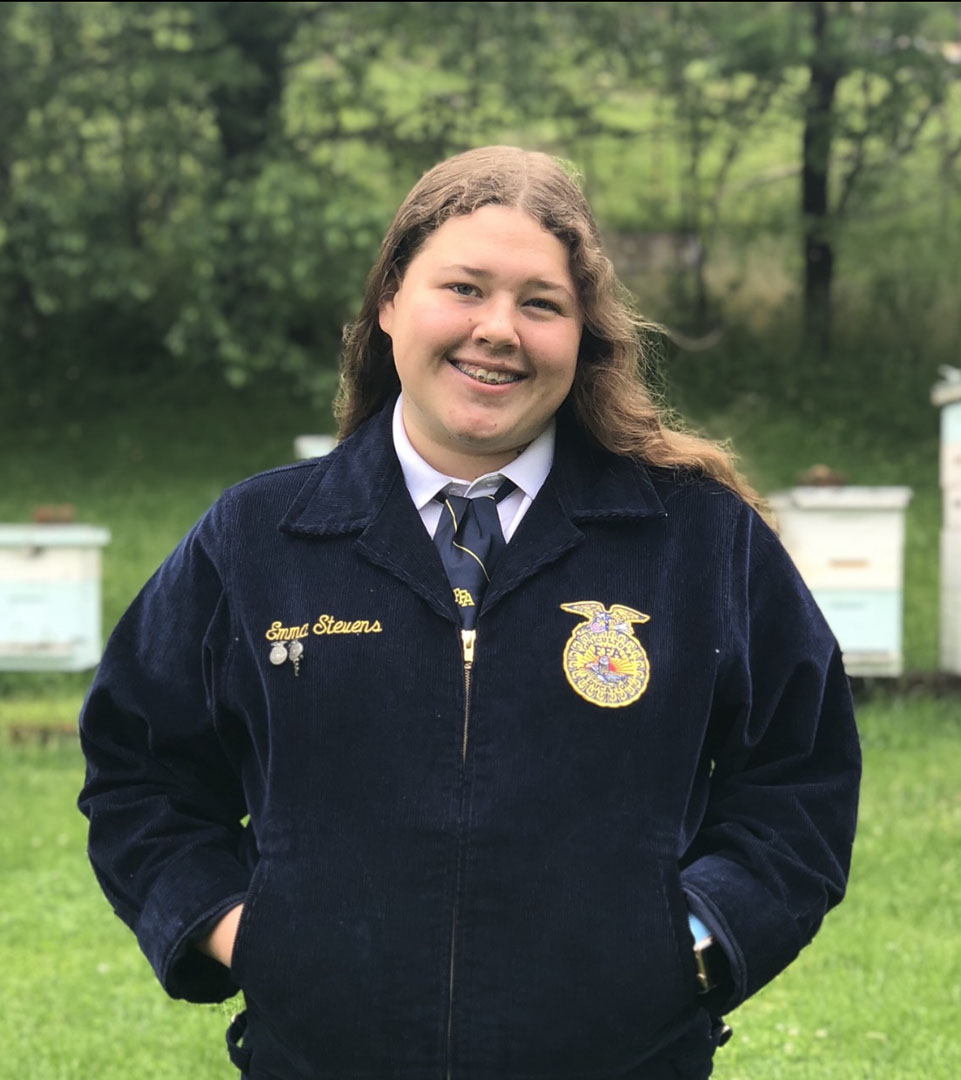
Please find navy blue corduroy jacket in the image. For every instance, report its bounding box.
[79,402,860,1080]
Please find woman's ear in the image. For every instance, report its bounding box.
[378,295,394,337]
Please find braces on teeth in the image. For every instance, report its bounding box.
[454,362,521,385]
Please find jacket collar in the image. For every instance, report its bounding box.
[279,402,403,538]
[549,407,667,523]
[278,400,666,539]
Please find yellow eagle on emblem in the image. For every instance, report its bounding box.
[560,601,651,708]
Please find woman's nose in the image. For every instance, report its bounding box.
[471,298,520,350]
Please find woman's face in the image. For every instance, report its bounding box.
[379,205,583,479]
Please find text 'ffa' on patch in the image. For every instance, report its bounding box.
[560,602,651,708]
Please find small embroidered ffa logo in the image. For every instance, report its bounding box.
[560,601,651,708]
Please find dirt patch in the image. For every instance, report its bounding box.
[5,723,79,745]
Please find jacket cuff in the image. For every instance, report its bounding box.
[134,847,251,1003]
[682,855,804,1013]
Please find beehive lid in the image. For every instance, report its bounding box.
[768,487,913,511]
[931,369,961,407]
[0,524,111,547]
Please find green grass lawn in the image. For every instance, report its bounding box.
[0,740,235,1079]
[0,692,957,1078]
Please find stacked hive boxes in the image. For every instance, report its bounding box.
[768,487,913,677]
[932,376,961,674]
[0,524,111,671]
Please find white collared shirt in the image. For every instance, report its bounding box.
[391,395,554,541]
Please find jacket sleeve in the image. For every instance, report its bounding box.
[680,502,861,1013]
[78,496,250,1003]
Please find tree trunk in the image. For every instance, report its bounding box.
[204,1,293,171]
[801,1,841,353]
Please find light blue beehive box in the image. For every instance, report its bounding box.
[768,487,912,677]
[0,524,111,671]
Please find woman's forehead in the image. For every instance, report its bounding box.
[407,206,575,285]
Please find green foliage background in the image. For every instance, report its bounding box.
[2,0,960,439]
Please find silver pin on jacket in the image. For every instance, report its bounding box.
[288,639,303,676]
[268,640,303,676]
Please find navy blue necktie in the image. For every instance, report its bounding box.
[433,479,516,629]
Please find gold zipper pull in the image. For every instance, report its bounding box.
[460,628,476,665]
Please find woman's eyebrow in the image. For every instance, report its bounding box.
[438,264,573,297]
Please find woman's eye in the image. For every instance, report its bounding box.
[449,283,479,297]
[526,297,562,313]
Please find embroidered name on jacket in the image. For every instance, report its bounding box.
[265,617,383,641]
[560,601,651,708]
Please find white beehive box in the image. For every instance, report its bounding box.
[934,379,961,489]
[941,529,961,674]
[768,487,913,677]
[0,524,111,671]
[294,435,337,460]
[932,374,961,674]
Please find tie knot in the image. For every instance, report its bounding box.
[435,477,516,506]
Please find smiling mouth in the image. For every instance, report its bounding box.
[450,360,524,386]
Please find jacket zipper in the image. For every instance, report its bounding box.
[459,629,475,763]
[444,627,476,1080]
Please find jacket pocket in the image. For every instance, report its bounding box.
[229,857,270,988]
[486,830,702,1076]
[222,840,394,1076]
[661,856,704,1002]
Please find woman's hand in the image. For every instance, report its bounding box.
[198,903,244,968]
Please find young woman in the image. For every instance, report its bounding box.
[79,146,860,1080]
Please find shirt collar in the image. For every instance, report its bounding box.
[392,394,555,509]
[279,399,666,539]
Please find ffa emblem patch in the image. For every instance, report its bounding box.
[560,601,651,708]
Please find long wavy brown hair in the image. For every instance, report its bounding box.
[337,145,763,512]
